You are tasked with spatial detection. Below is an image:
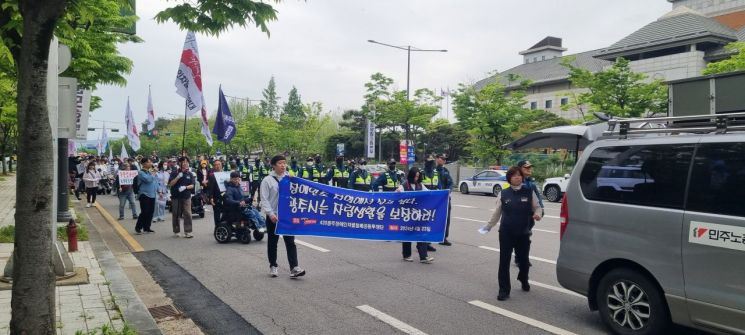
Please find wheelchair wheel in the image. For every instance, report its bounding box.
[252,230,265,241]
[214,223,232,244]
[239,229,251,244]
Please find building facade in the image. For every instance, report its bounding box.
[475,0,745,120]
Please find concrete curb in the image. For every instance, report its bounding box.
[83,207,162,335]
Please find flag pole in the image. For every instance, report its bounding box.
[181,101,188,156]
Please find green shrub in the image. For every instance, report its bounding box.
[75,323,138,335]
[0,225,14,243]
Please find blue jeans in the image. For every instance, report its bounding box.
[118,189,137,218]
[241,207,266,230]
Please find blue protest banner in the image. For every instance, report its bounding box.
[276,176,449,242]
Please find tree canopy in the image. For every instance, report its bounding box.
[703,41,745,75]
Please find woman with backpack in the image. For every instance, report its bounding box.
[397,167,434,264]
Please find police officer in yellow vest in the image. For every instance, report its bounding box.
[349,159,372,191]
[287,157,300,177]
[371,159,401,192]
[422,155,440,189]
[325,156,350,188]
[301,157,320,182]
[249,158,264,206]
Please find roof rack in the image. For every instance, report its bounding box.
[605,112,745,138]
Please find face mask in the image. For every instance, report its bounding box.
[306,161,314,166]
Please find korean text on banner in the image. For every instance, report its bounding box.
[277,177,449,242]
[117,170,138,186]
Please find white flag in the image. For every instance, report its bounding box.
[125,98,141,152]
[175,31,204,117]
[120,144,129,159]
[108,145,113,162]
[146,86,156,131]
[97,123,108,156]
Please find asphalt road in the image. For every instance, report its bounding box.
[96,192,695,335]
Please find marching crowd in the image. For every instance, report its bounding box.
[69,152,545,298]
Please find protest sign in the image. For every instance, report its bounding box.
[213,172,230,192]
[117,170,138,185]
[277,177,449,242]
[240,181,251,196]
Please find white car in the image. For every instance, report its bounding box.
[542,174,570,202]
[458,170,510,197]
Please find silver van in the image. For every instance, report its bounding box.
[556,113,745,335]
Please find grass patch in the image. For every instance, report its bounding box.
[0,226,14,243]
[75,323,137,335]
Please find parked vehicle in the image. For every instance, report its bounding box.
[458,169,509,196]
[557,113,745,335]
[542,174,570,202]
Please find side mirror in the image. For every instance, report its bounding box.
[564,174,570,179]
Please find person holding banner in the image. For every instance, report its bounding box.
[435,154,454,246]
[480,167,542,301]
[208,159,226,225]
[260,155,305,278]
[397,167,435,264]
[115,163,139,220]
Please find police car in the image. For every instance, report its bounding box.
[542,173,570,202]
[458,169,510,196]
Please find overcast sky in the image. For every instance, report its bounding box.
[91,0,672,140]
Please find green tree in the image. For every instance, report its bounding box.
[0,42,16,174]
[420,119,469,161]
[562,56,668,117]
[513,109,571,138]
[259,76,279,119]
[453,80,530,164]
[0,0,283,333]
[281,86,304,126]
[703,41,745,75]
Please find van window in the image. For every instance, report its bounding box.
[579,145,694,209]
[686,142,745,217]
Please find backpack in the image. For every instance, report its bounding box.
[133,175,140,194]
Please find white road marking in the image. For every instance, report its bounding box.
[478,246,557,265]
[295,240,330,252]
[454,216,486,223]
[455,217,558,234]
[454,204,477,208]
[356,305,428,335]
[544,215,559,219]
[528,281,585,298]
[469,300,578,335]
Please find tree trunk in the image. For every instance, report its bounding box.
[11,1,67,334]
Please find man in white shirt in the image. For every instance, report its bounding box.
[260,155,306,279]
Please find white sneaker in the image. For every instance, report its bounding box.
[420,256,435,264]
[173,233,180,238]
[258,227,266,233]
[269,266,278,277]
[290,266,306,278]
[184,233,193,239]
[402,257,414,262]
[85,203,91,208]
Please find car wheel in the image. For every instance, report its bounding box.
[239,229,251,244]
[214,224,232,244]
[459,183,469,194]
[596,268,670,335]
[492,185,502,197]
[252,230,265,241]
[544,185,561,202]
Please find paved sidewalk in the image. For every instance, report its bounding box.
[0,174,15,228]
[0,242,125,335]
[0,174,161,334]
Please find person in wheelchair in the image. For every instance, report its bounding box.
[223,172,267,233]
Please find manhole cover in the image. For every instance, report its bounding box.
[148,304,182,319]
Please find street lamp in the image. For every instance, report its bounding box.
[367,39,447,165]
[367,39,447,100]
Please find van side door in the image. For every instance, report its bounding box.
[683,141,745,333]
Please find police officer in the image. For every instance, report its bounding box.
[515,160,544,267]
[349,159,372,191]
[435,154,454,246]
[481,167,542,301]
[249,158,264,206]
[287,157,301,177]
[314,155,327,184]
[326,155,350,188]
[421,155,440,252]
[371,159,401,192]
[301,157,319,182]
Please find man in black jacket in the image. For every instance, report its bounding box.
[207,159,225,225]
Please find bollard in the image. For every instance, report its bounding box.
[67,219,78,252]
